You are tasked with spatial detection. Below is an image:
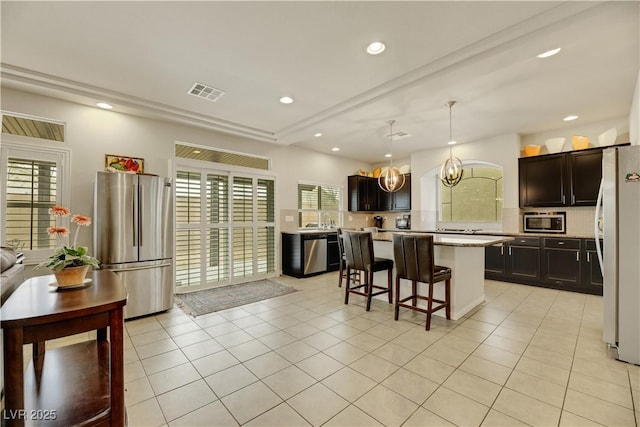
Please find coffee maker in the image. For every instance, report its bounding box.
[373,216,384,229]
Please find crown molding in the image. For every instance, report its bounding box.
[1,63,279,144]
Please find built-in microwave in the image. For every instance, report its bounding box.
[523,212,566,233]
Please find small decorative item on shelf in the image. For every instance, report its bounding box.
[572,135,590,150]
[38,206,100,288]
[598,128,617,146]
[524,145,541,156]
[545,137,566,153]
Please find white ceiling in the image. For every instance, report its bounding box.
[1,1,638,163]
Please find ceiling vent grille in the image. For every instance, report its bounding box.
[188,82,225,102]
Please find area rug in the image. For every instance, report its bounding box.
[175,279,297,317]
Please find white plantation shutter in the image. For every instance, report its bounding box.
[175,165,275,290]
[5,158,58,250]
[1,142,69,261]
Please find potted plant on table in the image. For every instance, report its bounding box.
[38,206,100,287]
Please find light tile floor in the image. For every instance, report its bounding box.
[40,274,640,426]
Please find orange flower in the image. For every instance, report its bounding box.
[49,206,70,216]
[48,227,69,236]
[71,214,92,226]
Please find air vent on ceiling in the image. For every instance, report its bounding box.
[188,82,225,102]
[386,130,411,140]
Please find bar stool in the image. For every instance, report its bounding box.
[342,230,393,311]
[337,228,360,287]
[392,233,451,330]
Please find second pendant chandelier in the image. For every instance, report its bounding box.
[440,101,464,187]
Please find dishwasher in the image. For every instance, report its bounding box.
[303,233,328,275]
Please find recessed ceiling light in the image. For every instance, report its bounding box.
[193,150,201,154]
[331,147,340,152]
[563,115,579,121]
[96,102,113,109]
[366,41,386,55]
[537,48,561,58]
[448,140,457,145]
[385,153,392,158]
[279,96,294,104]
[314,133,323,137]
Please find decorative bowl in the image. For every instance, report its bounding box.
[572,135,590,150]
[545,137,566,153]
[598,128,617,146]
[524,145,541,156]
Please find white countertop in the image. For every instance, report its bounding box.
[372,231,513,247]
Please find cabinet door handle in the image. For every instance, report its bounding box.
[587,252,590,262]
[576,251,580,262]
[562,195,566,204]
[500,246,504,256]
[509,247,512,256]
[572,194,576,205]
[558,241,564,245]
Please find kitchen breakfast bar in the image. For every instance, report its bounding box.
[370,231,513,320]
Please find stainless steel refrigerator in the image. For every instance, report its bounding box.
[596,145,640,365]
[94,172,174,319]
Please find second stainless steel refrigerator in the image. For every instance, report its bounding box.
[94,171,174,319]
[597,145,640,365]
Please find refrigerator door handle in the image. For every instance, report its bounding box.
[595,178,604,276]
[139,184,143,247]
[132,184,137,247]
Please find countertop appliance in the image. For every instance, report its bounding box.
[395,214,410,229]
[94,172,174,319]
[523,211,566,233]
[373,216,384,229]
[596,145,640,365]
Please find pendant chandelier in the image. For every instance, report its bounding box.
[378,119,405,193]
[439,101,464,187]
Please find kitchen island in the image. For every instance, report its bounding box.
[370,231,512,320]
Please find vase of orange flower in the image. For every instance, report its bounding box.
[38,206,100,287]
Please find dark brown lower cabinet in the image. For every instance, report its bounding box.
[485,236,602,295]
[485,237,540,285]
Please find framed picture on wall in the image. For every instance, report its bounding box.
[105,154,144,173]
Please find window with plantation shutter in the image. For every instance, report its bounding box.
[175,163,275,291]
[297,183,342,228]
[1,142,69,260]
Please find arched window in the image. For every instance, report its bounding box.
[439,164,503,223]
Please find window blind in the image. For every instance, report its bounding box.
[5,158,58,250]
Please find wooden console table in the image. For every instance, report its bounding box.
[1,270,127,426]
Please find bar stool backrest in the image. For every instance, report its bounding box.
[343,230,374,272]
[393,234,436,283]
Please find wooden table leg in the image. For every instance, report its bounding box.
[109,307,125,426]
[3,327,25,427]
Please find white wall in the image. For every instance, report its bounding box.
[1,87,367,255]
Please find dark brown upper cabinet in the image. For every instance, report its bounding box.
[519,146,608,207]
[519,153,568,207]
